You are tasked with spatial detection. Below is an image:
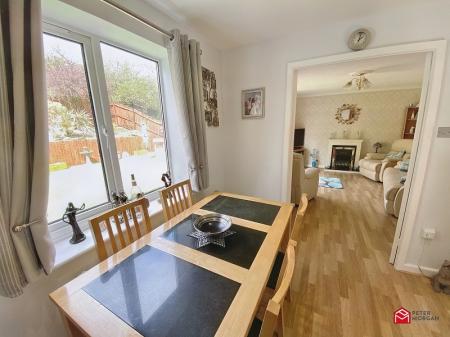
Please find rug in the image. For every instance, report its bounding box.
[319,177,343,189]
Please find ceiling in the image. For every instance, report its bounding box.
[143,0,440,49]
[297,53,426,96]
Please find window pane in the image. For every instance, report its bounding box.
[44,33,109,222]
[100,43,168,195]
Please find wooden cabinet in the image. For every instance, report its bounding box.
[403,107,418,139]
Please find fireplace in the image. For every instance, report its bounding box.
[330,145,357,171]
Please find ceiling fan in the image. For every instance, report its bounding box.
[344,70,373,90]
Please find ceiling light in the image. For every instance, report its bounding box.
[344,71,373,90]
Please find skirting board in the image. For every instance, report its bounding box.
[399,263,439,277]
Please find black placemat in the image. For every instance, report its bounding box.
[201,195,280,225]
[83,246,240,337]
[162,214,266,269]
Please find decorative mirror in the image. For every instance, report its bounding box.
[335,104,361,125]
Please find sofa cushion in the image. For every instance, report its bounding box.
[359,159,382,171]
[386,151,405,160]
[397,160,410,172]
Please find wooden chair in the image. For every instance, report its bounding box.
[267,193,308,290]
[159,179,193,221]
[89,198,152,261]
[290,193,308,242]
[249,240,297,337]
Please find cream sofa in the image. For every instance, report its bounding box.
[291,153,319,203]
[383,167,407,217]
[359,139,412,182]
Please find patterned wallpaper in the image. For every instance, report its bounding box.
[296,89,421,167]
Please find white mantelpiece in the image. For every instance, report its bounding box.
[327,139,363,169]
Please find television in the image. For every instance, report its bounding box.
[294,128,305,148]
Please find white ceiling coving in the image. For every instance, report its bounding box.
[143,0,443,49]
[297,53,426,96]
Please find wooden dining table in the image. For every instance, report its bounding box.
[50,192,293,337]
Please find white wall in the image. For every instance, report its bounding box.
[221,1,450,270]
[0,1,225,337]
[296,89,421,167]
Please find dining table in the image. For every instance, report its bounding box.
[50,192,293,337]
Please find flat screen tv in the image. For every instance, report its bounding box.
[294,128,305,148]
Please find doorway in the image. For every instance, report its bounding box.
[281,41,446,271]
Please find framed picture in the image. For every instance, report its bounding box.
[202,67,219,127]
[242,87,265,119]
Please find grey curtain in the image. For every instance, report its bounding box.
[167,30,209,191]
[0,0,55,298]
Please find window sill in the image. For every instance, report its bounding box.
[53,198,163,268]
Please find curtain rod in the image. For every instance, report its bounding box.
[100,0,174,41]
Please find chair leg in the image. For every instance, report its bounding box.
[276,305,285,337]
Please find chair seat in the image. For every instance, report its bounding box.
[247,318,262,337]
[266,251,284,289]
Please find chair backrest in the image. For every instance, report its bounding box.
[160,179,193,221]
[391,139,413,153]
[291,153,306,204]
[260,240,297,337]
[89,198,152,261]
[291,193,308,242]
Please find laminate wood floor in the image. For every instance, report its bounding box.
[286,171,450,337]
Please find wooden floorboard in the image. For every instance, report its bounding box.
[285,171,450,337]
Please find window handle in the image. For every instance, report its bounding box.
[102,126,110,149]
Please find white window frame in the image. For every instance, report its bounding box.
[44,22,172,241]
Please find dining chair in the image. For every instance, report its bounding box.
[89,198,152,261]
[290,193,308,242]
[248,240,297,337]
[267,193,308,290]
[159,179,193,221]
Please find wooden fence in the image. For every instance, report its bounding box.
[49,136,151,167]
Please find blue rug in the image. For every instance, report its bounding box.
[319,177,343,189]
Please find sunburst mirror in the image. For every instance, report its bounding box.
[335,104,361,125]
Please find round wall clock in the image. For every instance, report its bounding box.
[348,28,371,51]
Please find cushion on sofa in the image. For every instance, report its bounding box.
[386,151,405,160]
[398,160,410,172]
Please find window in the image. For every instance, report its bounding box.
[43,26,170,233]
[44,33,109,222]
[100,43,168,194]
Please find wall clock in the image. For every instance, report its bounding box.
[348,28,371,51]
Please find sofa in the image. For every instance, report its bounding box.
[291,152,319,203]
[383,167,407,217]
[359,139,413,182]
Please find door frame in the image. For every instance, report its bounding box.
[281,40,447,272]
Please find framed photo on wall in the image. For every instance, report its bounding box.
[202,67,219,127]
[242,87,265,119]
